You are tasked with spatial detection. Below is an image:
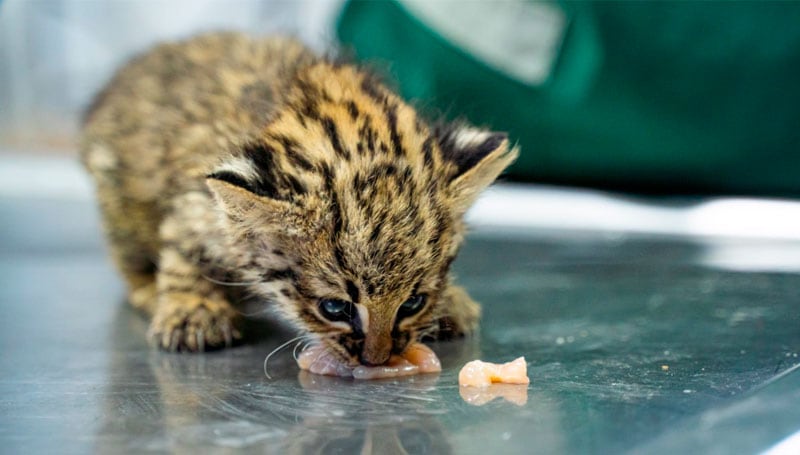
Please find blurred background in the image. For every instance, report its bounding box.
[0,0,342,151]
[2,0,800,195]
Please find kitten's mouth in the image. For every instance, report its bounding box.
[297,342,441,379]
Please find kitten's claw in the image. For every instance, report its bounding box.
[221,323,234,348]
[169,330,182,352]
[196,330,205,352]
[148,293,241,352]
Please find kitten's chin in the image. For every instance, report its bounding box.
[297,343,441,379]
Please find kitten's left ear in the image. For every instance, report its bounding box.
[206,177,319,237]
[205,151,323,237]
[437,124,519,216]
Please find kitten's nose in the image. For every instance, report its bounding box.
[359,350,391,366]
[361,332,392,366]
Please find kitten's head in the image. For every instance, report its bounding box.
[207,63,517,366]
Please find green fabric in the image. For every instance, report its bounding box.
[337,0,800,196]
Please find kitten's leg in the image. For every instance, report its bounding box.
[94,183,160,315]
[436,283,482,339]
[125,271,158,315]
[108,239,157,314]
[148,246,242,352]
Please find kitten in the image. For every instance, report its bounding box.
[81,32,517,366]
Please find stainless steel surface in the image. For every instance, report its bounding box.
[2,197,799,454]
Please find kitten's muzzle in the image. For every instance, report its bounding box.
[359,334,393,366]
[358,354,390,367]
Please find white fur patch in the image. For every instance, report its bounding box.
[356,304,370,334]
[453,127,492,150]
[214,156,259,181]
[85,144,118,173]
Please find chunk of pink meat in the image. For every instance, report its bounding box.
[297,342,441,379]
[398,342,442,373]
[353,356,418,380]
[458,357,530,387]
[296,344,355,377]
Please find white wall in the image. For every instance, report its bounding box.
[0,0,343,151]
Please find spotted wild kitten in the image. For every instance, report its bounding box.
[81,32,518,368]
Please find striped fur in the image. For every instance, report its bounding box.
[81,32,517,364]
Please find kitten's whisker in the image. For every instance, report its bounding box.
[293,337,324,360]
[263,335,313,379]
[292,339,308,361]
[236,305,272,317]
[238,309,269,317]
[201,273,261,287]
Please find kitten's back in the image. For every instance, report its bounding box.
[81,33,316,201]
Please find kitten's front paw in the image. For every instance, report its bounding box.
[128,281,158,315]
[436,285,481,340]
[148,292,241,352]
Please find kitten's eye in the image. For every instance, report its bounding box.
[318,298,354,322]
[398,294,427,319]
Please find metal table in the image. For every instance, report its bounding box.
[1,196,799,454]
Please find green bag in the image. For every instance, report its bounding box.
[337,0,800,196]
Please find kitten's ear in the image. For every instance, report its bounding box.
[437,124,519,216]
[206,164,317,237]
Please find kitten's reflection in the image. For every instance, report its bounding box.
[459,384,528,406]
[285,372,451,455]
[284,418,450,455]
[296,369,440,390]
